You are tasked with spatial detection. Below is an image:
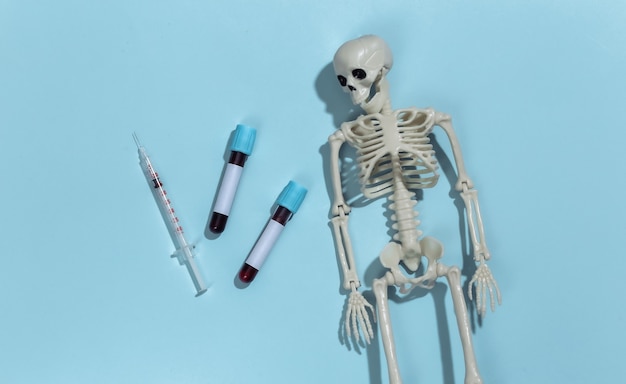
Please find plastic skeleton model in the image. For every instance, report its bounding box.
[328,35,501,384]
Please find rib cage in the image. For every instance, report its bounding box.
[342,108,440,200]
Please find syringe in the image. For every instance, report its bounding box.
[133,133,207,296]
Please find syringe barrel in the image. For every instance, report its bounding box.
[139,154,187,248]
[149,185,185,247]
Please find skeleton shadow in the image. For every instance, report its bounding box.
[315,62,362,128]
[316,62,482,383]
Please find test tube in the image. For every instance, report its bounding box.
[238,180,308,283]
[209,124,256,234]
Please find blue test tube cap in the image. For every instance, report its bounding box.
[276,180,308,214]
[231,124,256,155]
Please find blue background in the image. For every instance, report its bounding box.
[1,1,625,383]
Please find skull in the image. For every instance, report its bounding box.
[333,35,393,105]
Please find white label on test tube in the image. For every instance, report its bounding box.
[245,220,285,270]
[213,163,243,216]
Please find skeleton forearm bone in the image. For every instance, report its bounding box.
[329,130,360,289]
[460,186,490,262]
[435,112,490,262]
[331,213,361,290]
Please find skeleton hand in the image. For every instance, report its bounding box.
[345,284,375,344]
[468,262,501,317]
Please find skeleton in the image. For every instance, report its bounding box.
[328,35,501,384]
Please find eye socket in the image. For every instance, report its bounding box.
[337,75,347,87]
[352,69,366,80]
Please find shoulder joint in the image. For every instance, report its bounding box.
[329,129,346,143]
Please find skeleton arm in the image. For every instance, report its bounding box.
[328,129,375,343]
[435,112,501,316]
[435,112,487,260]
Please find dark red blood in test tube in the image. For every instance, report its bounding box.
[238,264,259,283]
[209,212,228,233]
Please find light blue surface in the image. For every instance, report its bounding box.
[1,1,625,383]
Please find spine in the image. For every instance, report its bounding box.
[389,156,421,256]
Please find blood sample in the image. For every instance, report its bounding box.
[239,180,308,283]
[209,124,256,234]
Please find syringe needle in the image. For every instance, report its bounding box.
[132,132,142,149]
